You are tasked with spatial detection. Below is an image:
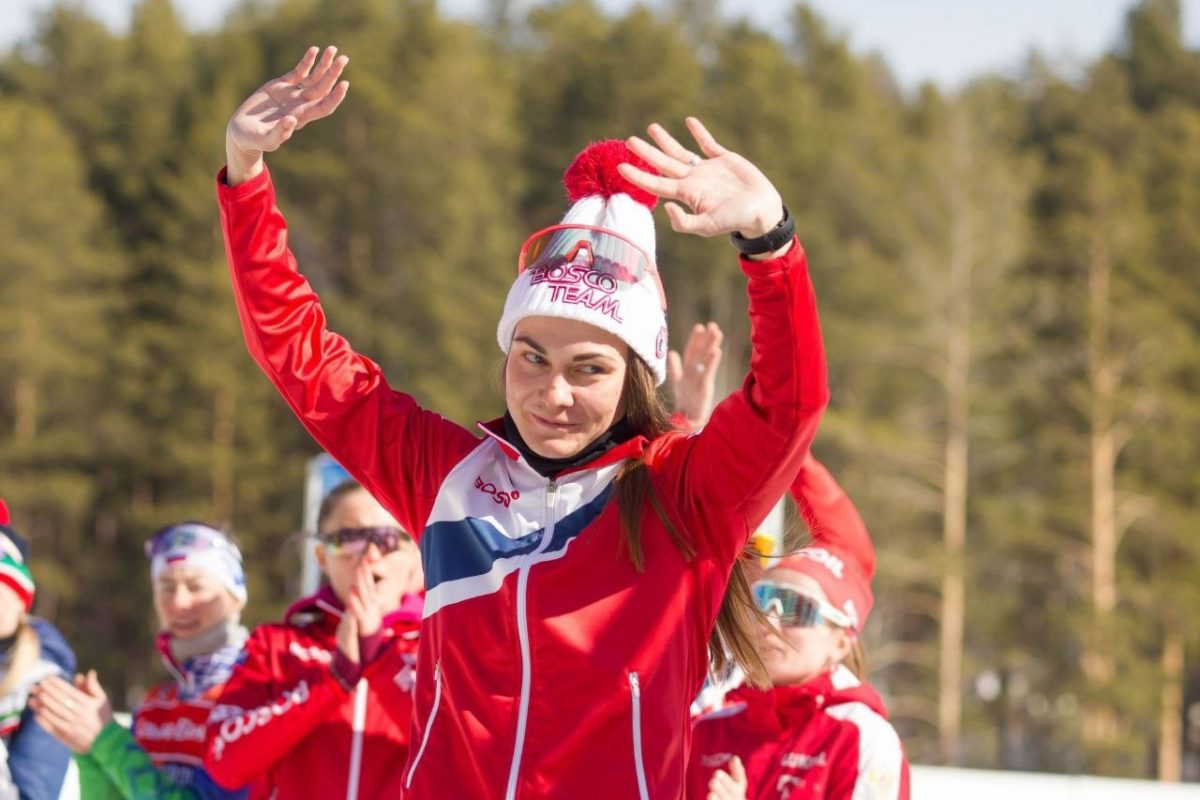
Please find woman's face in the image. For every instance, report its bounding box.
[505,316,629,459]
[758,568,853,686]
[316,488,423,609]
[153,566,244,640]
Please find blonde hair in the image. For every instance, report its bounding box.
[843,638,867,679]
[0,620,40,696]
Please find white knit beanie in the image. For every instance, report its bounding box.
[497,140,668,384]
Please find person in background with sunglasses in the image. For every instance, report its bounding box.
[204,481,422,799]
[30,521,250,799]
[687,453,910,800]
[0,499,76,800]
[218,45,826,799]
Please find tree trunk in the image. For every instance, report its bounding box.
[1089,238,1117,618]
[938,109,972,767]
[1081,225,1119,750]
[1158,622,1183,781]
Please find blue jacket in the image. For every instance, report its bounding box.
[2,617,76,800]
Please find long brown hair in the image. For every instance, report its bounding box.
[614,355,774,688]
[317,480,367,533]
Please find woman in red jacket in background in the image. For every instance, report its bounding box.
[688,453,910,800]
[205,482,423,798]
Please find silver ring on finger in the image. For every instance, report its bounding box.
[694,363,706,373]
[686,154,701,167]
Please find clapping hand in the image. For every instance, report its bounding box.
[668,322,724,429]
[29,671,113,755]
[335,559,384,665]
[706,755,749,800]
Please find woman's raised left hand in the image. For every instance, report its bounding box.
[619,118,784,241]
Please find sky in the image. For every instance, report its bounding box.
[2,0,1199,89]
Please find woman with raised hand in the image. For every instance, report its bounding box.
[30,522,250,800]
[216,45,827,798]
[205,482,422,799]
[0,500,76,800]
[688,454,910,800]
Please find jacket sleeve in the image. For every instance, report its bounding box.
[790,452,876,578]
[203,626,347,791]
[6,711,70,800]
[827,717,909,800]
[73,752,121,800]
[86,721,245,800]
[216,167,481,538]
[663,241,828,565]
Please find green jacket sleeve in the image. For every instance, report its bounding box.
[74,751,121,800]
[84,722,203,800]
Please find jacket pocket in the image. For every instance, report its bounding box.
[629,672,650,800]
[405,660,442,789]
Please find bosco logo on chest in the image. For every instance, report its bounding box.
[475,476,521,508]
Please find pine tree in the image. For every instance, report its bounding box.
[0,96,121,627]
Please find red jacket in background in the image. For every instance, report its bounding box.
[204,587,421,799]
[688,667,910,799]
[782,453,876,632]
[790,452,875,580]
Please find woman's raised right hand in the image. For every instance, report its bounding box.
[225,46,350,186]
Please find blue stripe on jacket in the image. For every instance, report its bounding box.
[421,484,613,592]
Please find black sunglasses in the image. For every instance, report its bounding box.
[317,526,411,556]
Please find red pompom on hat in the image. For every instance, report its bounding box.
[0,499,8,526]
[563,139,659,209]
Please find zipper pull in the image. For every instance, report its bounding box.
[547,480,558,504]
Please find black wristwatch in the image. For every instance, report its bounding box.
[730,206,794,256]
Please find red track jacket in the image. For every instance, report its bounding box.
[688,669,910,799]
[205,587,421,798]
[217,167,828,799]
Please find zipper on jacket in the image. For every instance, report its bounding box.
[629,672,650,800]
[345,678,368,800]
[406,660,442,789]
[505,479,559,800]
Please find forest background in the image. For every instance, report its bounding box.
[1,0,1197,782]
